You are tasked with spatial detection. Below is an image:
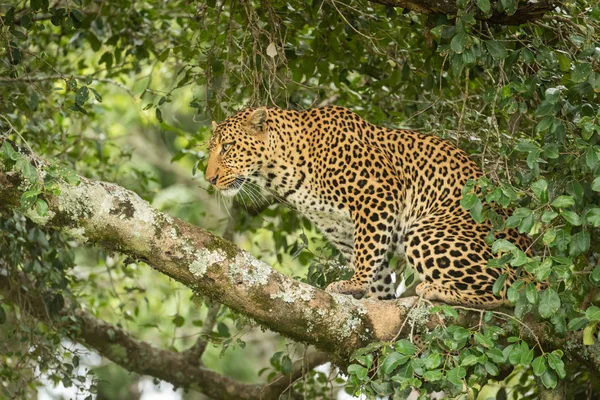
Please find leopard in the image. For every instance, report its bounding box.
[205,105,537,309]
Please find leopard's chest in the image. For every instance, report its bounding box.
[285,186,355,247]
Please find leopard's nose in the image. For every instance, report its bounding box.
[206,175,218,185]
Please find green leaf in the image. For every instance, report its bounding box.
[281,355,293,375]
[460,193,477,209]
[370,381,393,396]
[441,305,458,320]
[591,264,600,284]
[538,289,561,319]
[347,364,368,380]
[551,195,574,209]
[583,323,597,345]
[87,32,102,51]
[492,239,516,254]
[158,48,171,62]
[518,214,534,234]
[451,32,467,54]
[461,354,478,367]
[585,306,600,322]
[568,317,588,331]
[381,352,410,374]
[71,9,84,22]
[532,356,547,376]
[89,87,103,102]
[525,283,538,304]
[485,40,507,60]
[592,177,600,192]
[541,210,558,223]
[572,63,592,83]
[586,208,600,227]
[541,370,558,389]
[586,149,599,170]
[547,352,566,379]
[156,108,163,123]
[476,0,490,14]
[75,86,89,106]
[469,197,484,223]
[519,342,534,366]
[474,332,494,348]
[508,343,522,365]
[484,362,499,376]
[530,179,548,201]
[1,141,19,161]
[492,273,507,296]
[0,305,5,324]
[423,369,444,382]
[446,366,466,386]
[99,51,113,69]
[557,53,571,72]
[172,315,184,327]
[424,352,441,369]
[486,348,505,363]
[561,210,582,226]
[515,141,539,152]
[35,198,48,216]
[542,143,559,159]
[535,102,555,117]
[15,155,38,183]
[500,0,516,14]
[395,340,418,355]
[569,230,590,257]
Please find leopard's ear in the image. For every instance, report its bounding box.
[211,121,218,130]
[247,107,268,133]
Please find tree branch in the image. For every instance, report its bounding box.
[0,274,266,400]
[365,0,558,26]
[0,273,330,400]
[0,136,599,374]
[185,300,221,365]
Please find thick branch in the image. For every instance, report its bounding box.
[0,137,598,373]
[0,137,407,361]
[367,0,557,25]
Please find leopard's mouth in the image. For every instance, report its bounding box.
[219,176,246,197]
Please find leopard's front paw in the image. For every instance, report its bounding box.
[326,280,367,299]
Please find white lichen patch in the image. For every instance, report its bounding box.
[59,181,155,229]
[228,251,272,286]
[302,308,315,333]
[328,293,370,340]
[130,196,155,224]
[64,227,88,242]
[407,302,431,326]
[58,183,92,220]
[340,316,362,338]
[331,293,369,316]
[270,279,315,303]
[188,248,227,278]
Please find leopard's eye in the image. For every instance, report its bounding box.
[221,142,234,155]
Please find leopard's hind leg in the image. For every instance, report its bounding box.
[404,221,510,309]
[415,281,505,309]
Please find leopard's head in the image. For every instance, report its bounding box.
[205,108,269,196]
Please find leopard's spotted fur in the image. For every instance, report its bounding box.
[205,106,535,308]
